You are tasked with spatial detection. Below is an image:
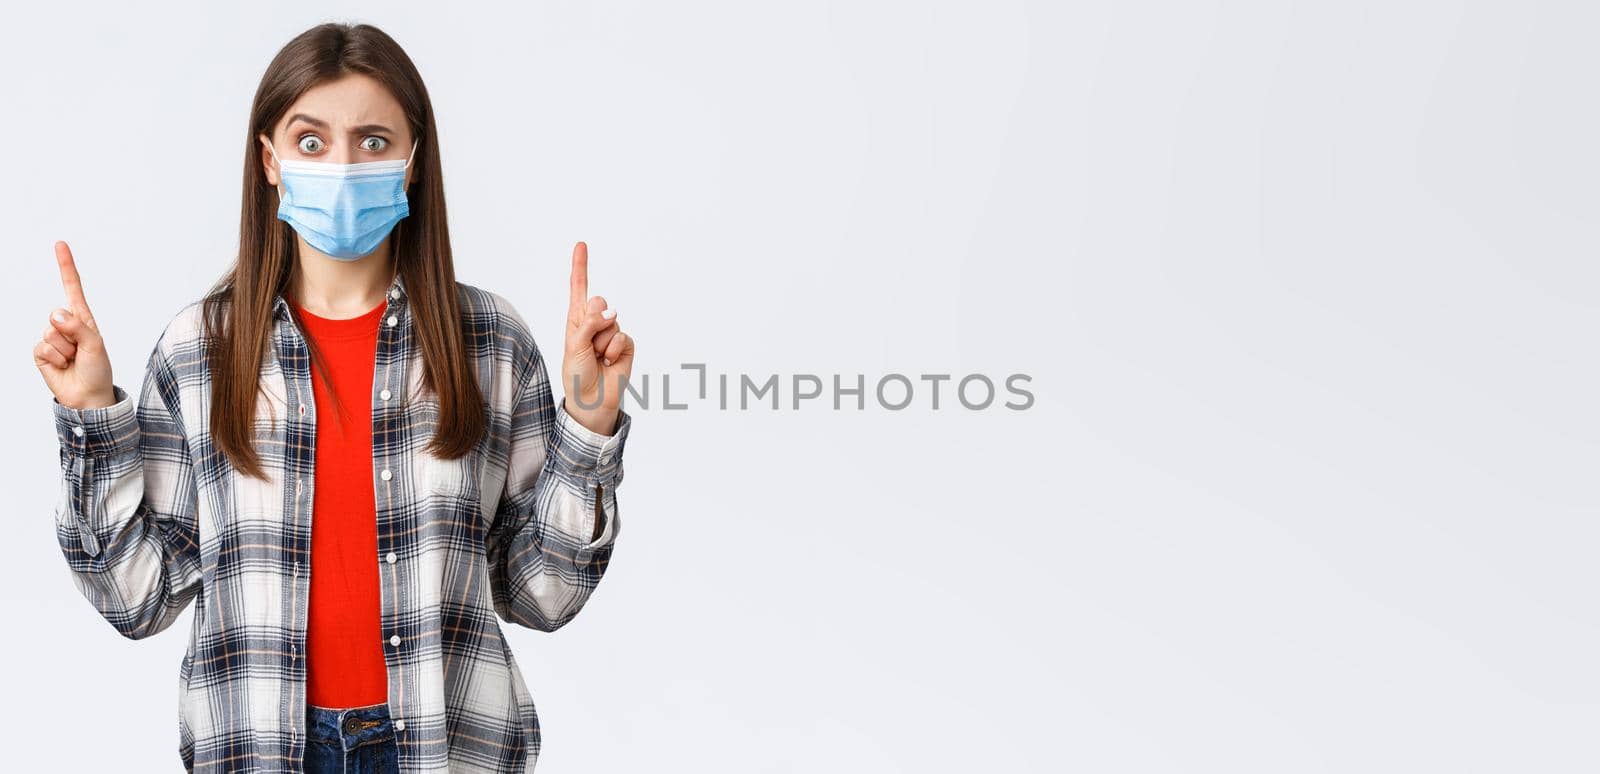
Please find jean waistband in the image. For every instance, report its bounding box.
[306,701,394,750]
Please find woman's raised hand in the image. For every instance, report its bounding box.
[562,241,634,435]
[35,241,116,410]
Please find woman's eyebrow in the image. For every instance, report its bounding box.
[284,113,395,135]
[285,113,328,130]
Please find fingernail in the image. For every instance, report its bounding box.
[51,309,66,323]
[601,309,616,320]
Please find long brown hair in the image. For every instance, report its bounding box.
[202,22,484,480]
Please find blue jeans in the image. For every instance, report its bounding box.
[304,701,401,774]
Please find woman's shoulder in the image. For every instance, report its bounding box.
[454,280,545,365]
[148,296,212,367]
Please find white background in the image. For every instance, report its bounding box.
[3,1,1596,771]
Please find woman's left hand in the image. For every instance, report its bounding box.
[561,241,634,435]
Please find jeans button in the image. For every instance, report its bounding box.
[343,717,362,734]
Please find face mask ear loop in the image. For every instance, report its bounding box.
[403,139,419,170]
[265,141,285,197]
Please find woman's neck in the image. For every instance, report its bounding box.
[291,238,396,319]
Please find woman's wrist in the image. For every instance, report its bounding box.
[562,397,619,437]
[61,388,118,411]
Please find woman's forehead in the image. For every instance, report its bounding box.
[280,74,405,131]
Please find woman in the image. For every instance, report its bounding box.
[33,22,634,774]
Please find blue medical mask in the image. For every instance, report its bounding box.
[267,140,418,260]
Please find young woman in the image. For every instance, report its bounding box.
[33,23,635,774]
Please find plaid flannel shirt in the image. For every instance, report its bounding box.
[49,272,630,773]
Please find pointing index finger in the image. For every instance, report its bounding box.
[55,241,94,321]
[568,241,589,317]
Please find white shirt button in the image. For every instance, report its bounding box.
[72,426,85,437]
[386,552,397,564]
[380,388,392,401]
[380,469,392,481]
[390,289,400,299]
[386,315,398,327]
[394,719,406,731]
[389,634,401,646]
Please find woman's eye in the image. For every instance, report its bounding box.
[360,136,389,152]
[297,135,324,154]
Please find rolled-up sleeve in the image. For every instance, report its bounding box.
[51,336,202,640]
[486,331,632,632]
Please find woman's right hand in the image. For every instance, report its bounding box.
[35,241,116,410]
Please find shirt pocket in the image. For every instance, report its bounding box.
[409,399,484,504]
[254,368,293,440]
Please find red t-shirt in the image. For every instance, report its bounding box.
[294,297,390,708]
